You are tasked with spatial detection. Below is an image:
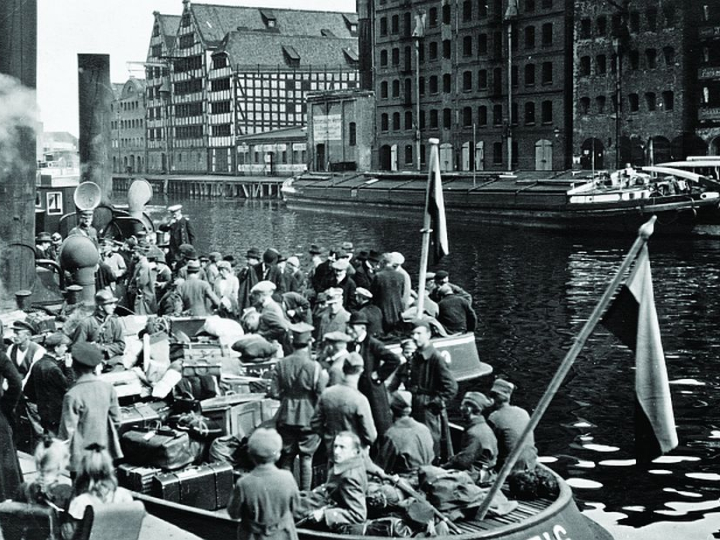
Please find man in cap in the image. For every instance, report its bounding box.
[353,288,383,338]
[320,331,352,387]
[308,244,323,269]
[227,427,300,540]
[346,311,400,438]
[59,343,122,472]
[177,247,209,282]
[330,258,356,311]
[269,322,327,490]
[148,245,172,296]
[68,209,99,247]
[125,241,157,314]
[213,260,239,317]
[370,253,405,334]
[351,250,374,290]
[402,320,458,462]
[158,204,195,265]
[157,277,185,317]
[101,239,127,283]
[436,284,477,334]
[429,270,472,304]
[315,288,350,341]
[35,232,53,259]
[178,259,221,316]
[280,255,306,295]
[311,352,377,459]
[71,289,126,371]
[238,247,261,313]
[488,378,538,473]
[310,248,337,295]
[251,280,291,349]
[24,332,72,435]
[255,248,284,292]
[376,391,435,476]
[7,320,46,381]
[443,391,498,485]
[48,232,63,261]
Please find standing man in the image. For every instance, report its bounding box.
[238,247,261,314]
[319,331,352,387]
[178,259,221,316]
[315,288,350,341]
[125,243,157,314]
[48,232,63,261]
[158,204,196,267]
[404,320,458,462]
[35,232,52,259]
[346,311,400,438]
[68,209,99,248]
[353,288,383,338]
[7,321,46,382]
[370,254,405,334]
[330,259,356,311]
[488,378,538,473]
[269,322,327,491]
[281,256,306,295]
[71,290,126,371]
[214,260,240,317]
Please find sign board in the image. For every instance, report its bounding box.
[46,192,63,215]
[292,143,307,151]
[263,144,276,152]
[313,114,342,141]
[237,143,250,153]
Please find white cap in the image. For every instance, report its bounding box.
[251,280,277,294]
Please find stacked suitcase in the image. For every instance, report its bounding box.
[117,464,161,495]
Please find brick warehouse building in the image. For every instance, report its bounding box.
[364,0,572,172]
[697,4,720,154]
[143,0,358,175]
[111,78,147,175]
[574,0,707,171]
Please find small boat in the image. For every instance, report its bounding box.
[282,170,720,235]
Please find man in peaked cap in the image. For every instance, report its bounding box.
[48,232,63,261]
[158,204,195,266]
[488,378,538,473]
[8,320,46,381]
[126,240,158,314]
[320,330,352,386]
[71,289,126,372]
[315,287,350,341]
[68,208,99,248]
[269,321,327,490]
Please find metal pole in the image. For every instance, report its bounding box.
[476,216,658,520]
[507,21,513,172]
[473,123,477,187]
[415,37,422,171]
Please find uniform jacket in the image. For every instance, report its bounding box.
[71,311,126,360]
[159,217,195,261]
[24,354,70,434]
[179,276,220,316]
[370,268,405,331]
[488,404,538,472]
[227,464,299,540]
[444,415,498,476]
[270,348,326,428]
[59,372,122,471]
[321,455,368,528]
[376,416,435,475]
[311,383,377,454]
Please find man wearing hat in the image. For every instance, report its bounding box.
[311,352,377,459]
[269,322,327,490]
[330,258,356,311]
[308,243,323,271]
[351,250,374,290]
[48,232,63,261]
[213,260,240,317]
[346,311,400,438]
[7,320,46,381]
[125,242,158,315]
[227,427,300,540]
[310,248,337,294]
[370,254,405,334]
[314,288,350,341]
[255,248,283,292]
[176,246,209,282]
[101,239,127,283]
[59,343,123,472]
[158,204,195,265]
[390,252,412,310]
[488,378,538,473]
[376,391,435,475]
[319,331,352,387]
[71,290,126,371]
[206,252,223,283]
[178,259,221,316]
[429,271,473,304]
[251,280,291,349]
[436,284,477,334]
[280,256,306,295]
[238,247,261,313]
[35,232,52,259]
[68,208,99,247]
[24,332,72,435]
[353,288,383,338]
[443,391,498,485]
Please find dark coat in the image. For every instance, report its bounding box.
[310,383,377,454]
[270,349,326,428]
[333,275,357,311]
[311,260,333,293]
[356,304,383,338]
[255,263,284,293]
[159,217,196,263]
[353,335,401,437]
[352,262,374,290]
[488,404,538,472]
[0,352,22,501]
[24,354,70,435]
[238,265,260,313]
[437,294,477,334]
[444,416,497,478]
[376,416,435,475]
[370,268,405,332]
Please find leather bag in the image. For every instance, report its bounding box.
[120,427,194,470]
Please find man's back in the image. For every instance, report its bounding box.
[312,384,377,451]
[488,404,537,471]
[377,416,435,474]
[437,294,476,334]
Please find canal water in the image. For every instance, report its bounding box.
[168,197,720,538]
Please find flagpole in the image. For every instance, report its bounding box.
[416,138,439,317]
[476,215,658,520]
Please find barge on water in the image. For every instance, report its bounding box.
[282,171,720,235]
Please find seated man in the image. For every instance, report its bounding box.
[436,284,477,334]
[488,378,538,473]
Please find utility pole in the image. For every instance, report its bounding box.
[609,0,630,170]
[413,10,426,171]
[504,0,518,173]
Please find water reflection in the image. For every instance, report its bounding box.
[172,198,720,534]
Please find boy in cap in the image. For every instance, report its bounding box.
[71,290,126,371]
[158,204,195,265]
[269,322,327,490]
[376,391,435,475]
[59,343,122,472]
[443,391,497,485]
[227,427,300,540]
[488,378,538,473]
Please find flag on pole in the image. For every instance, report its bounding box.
[602,245,678,463]
[427,145,449,263]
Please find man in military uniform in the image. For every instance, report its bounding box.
[70,290,126,371]
[488,378,538,473]
[158,204,196,266]
[68,209,99,247]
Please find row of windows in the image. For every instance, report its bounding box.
[578,92,674,115]
[211,101,231,114]
[112,119,144,130]
[145,67,168,80]
[148,107,163,120]
[174,55,202,73]
[176,102,203,118]
[175,78,203,95]
[116,137,145,148]
[179,33,195,49]
[111,100,142,112]
[211,124,232,137]
[147,128,164,141]
[578,3,677,39]
[238,149,308,165]
[176,125,203,140]
[376,141,518,168]
[380,101,554,131]
[578,47,675,76]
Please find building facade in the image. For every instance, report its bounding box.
[237,126,308,176]
[111,78,147,174]
[696,4,720,154]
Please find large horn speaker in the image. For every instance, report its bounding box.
[127,178,154,233]
[73,181,102,211]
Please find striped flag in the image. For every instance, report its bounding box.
[427,145,449,263]
[602,245,678,463]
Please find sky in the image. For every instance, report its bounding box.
[38,0,356,136]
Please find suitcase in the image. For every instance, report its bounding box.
[152,462,234,510]
[100,370,150,400]
[121,427,194,470]
[181,342,225,377]
[117,463,161,494]
[118,403,162,434]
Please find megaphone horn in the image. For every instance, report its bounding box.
[127,179,153,220]
[73,181,102,211]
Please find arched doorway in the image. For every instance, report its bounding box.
[461,142,471,171]
[618,136,632,168]
[711,137,720,156]
[390,144,398,171]
[379,145,392,171]
[671,134,708,160]
[630,137,645,167]
[475,142,484,171]
[580,138,604,170]
[439,143,453,172]
[534,139,553,171]
[648,136,671,165]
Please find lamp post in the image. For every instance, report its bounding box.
[504,0,518,173]
[413,10,426,172]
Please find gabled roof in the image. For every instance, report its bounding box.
[121,78,147,99]
[158,14,181,50]
[219,31,359,69]
[188,3,358,47]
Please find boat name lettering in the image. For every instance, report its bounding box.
[524,524,570,540]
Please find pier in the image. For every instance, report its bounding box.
[112,174,287,199]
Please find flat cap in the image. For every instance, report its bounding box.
[390,252,405,265]
[71,342,103,367]
[12,320,37,333]
[251,280,276,294]
[491,378,515,399]
[325,287,343,302]
[289,322,314,345]
[434,270,449,282]
[436,284,453,297]
[36,232,52,243]
[45,332,71,347]
[286,256,300,268]
[355,287,373,299]
[51,232,62,242]
[247,428,283,460]
[323,331,352,343]
[168,204,182,212]
[344,352,364,369]
[331,258,350,271]
[462,391,493,411]
[411,319,432,332]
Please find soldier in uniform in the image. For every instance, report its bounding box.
[488,378,538,473]
[158,204,195,266]
[68,209,99,247]
[70,290,126,371]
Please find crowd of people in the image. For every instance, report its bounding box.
[0,203,549,540]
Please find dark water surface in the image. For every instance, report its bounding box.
[172,197,720,537]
